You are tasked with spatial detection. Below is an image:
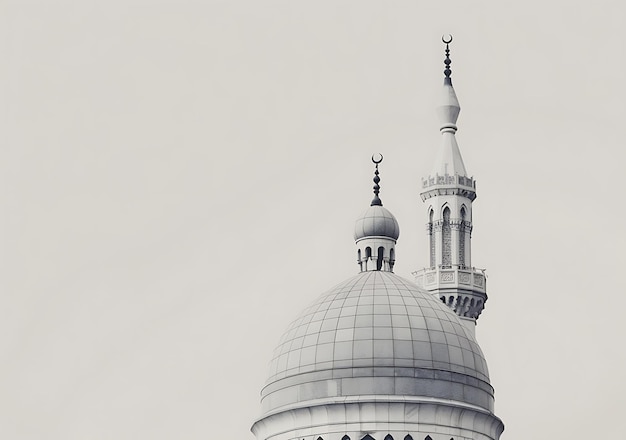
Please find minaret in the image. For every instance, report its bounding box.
[414,36,487,335]
[354,154,400,273]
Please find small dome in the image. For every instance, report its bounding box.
[354,205,400,241]
[260,271,494,417]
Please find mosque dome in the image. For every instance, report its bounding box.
[354,205,400,241]
[260,270,494,418]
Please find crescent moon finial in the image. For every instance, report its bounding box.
[442,35,453,83]
[370,154,383,206]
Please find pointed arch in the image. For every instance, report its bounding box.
[440,202,450,217]
[404,436,413,440]
[389,247,395,272]
[384,435,394,440]
[442,206,451,268]
[342,436,351,440]
[424,436,433,440]
[362,435,375,440]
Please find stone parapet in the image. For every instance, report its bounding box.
[413,266,487,320]
[422,173,475,190]
[420,173,476,201]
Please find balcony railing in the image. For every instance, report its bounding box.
[412,265,486,292]
[421,173,476,190]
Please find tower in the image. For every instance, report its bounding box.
[414,37,487,335]
[251,38,504,440]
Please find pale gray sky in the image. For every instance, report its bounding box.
[2,1,625,439]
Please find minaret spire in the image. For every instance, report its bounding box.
[414,37,487,335]
[435,35,466,177]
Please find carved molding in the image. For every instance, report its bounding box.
[442,293,485,319]
[440,272,454,283]
[473,274,485,287]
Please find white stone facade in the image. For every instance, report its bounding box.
[252,401,504,440]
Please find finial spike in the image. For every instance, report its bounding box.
[442,34,453,85]
[371,153,383,206]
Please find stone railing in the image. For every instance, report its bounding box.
[413,265,486,292]
[421,173,475,190]
[413,266,487,320]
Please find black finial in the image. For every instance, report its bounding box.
[442,34,453,85]
[371,153,383,206]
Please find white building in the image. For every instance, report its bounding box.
[251,38,504,440]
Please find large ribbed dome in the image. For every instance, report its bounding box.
[260,271,494,417]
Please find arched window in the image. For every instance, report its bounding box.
[389,248,395,272]
[404,436,414,440]
[459,207,466,267]
[365,247,372,271]
[384,435,394,440]
[424,436,433,440]
[442,207,451,267]
[429,209,435,268]
[362,435,375,440]
[358,249,362,272]
[377,246,385,271]
[342,436,351,440]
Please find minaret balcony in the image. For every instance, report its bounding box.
[413,265,486,294]
[420,173,476,201]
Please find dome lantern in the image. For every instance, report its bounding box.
[354,154,399,272]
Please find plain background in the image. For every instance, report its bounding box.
[2,1,625,439]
